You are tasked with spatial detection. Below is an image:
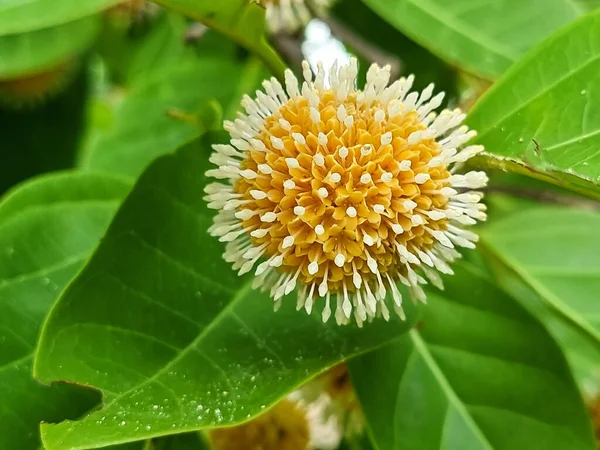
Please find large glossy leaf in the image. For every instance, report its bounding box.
[349,262,595,450]
[0,17,100,78]
[82,56,265,179]
[153,0,285,79]
[480,206,600,352]
[467,10,600,200]
[34,139,418,450]
[0,171,131,450]
[0,0,121,35]
[483,249,600,394]
[360,0,580,80]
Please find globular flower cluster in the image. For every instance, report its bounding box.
[263,0,333,33]
[205,58,487,326]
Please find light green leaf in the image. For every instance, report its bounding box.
[483,250,600,395]
[360,0,580,79]
[82,56,265,179]
[34,139,418,450]
[575,0,600,10]
[467,10,600,199]
[0,171,131,450]
[0,17,100,78]
[153,0,286,79]
[0,0,121,35]
[480,206,600,356]
[349,262,595,450]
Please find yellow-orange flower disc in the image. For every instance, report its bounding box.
[205,59,487,325]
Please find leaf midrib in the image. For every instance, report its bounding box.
[409,330,496,450]
[480,238,600,349]
[71,280,252,414]
[405,0,519,62]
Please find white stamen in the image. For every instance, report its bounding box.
[294,206,306,215]
[285,158,300,169]
[317,187,329,198]
[415,173,431,184]
[260,212,277,223]
[314,153,325,167]
[258,164,273,174]
[315,224,325,235]
[380,172,393,183]
[283,179,296,189]
[282,235,295,249]
[318,132,328,146]
[360,173,372,184]
[373,204,385,214]
[292,133,306,145]
[398,160,412,171]
[380,132,393,146]
[334,253,346,267]
[346,206,357,217]
[250,190,267,200]
[270,136,284,150]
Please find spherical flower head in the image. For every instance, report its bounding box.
[209,399,310,450]
[205,58,488,326]
[263,0,334,34]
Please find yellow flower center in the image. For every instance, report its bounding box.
[234,92,450,298]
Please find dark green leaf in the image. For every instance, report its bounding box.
[480,206,600,355]
[153,0,286,79]
[468,10,600,199]
[350,262,595,450]
[483,250,600,394]
[0,171,131,450]
[82,55,265,179]
[34,139,418,450]
[0,17,100,78]
[361,0,580,79]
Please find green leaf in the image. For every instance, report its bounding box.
[361,0,581,79]
[349,262,595,450]
[0,17,100,78]
[34,139,418,450]
[82,56,265,179]
[575,0,600,10]
[0,171,131,450]
[482,249,600,394]
[467,10,600,200]
[0,0,121,35]
[480,206,600,356]
[153,0,286,79]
